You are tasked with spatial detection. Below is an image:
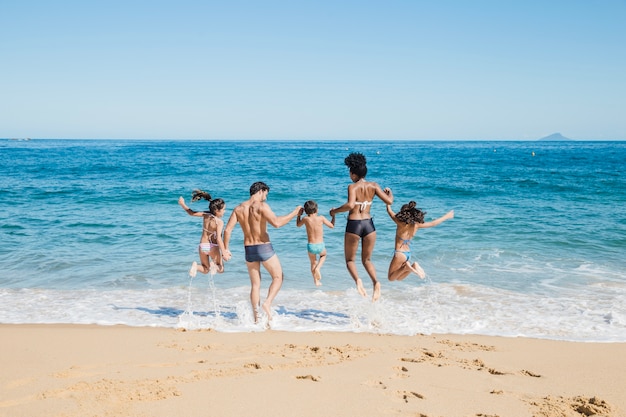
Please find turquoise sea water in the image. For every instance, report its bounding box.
[1,139,625,341]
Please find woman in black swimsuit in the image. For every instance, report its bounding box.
[330,152,393,301]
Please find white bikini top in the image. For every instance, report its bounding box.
[355,201,371,212]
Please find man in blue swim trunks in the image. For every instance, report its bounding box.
[223,182,301,324]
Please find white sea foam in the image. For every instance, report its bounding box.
[2,281,625,342]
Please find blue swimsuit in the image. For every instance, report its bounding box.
[307,242,326,255]
[395,238,412,260]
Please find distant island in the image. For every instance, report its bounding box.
[538,133,573,141]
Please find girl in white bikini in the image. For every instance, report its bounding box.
[178,190,227,277]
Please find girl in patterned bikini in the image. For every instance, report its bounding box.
[178,190,228,277]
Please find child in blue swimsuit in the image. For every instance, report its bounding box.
[297,200,335,286]
[386,201,454,282]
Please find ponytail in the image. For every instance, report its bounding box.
[191,189,212,203]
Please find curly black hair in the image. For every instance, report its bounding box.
[395,201,426,224]
[344,152,367,178]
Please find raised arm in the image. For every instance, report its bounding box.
[296,207,305,227]
[263,204,302,228]
[375,186,394,205]
[385,203,396,219]
[178,196,204,217]
[330,186,356,216]
[419,210,455,229]
[322,215,335,229]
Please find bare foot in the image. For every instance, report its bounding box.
[355,278,368,297]
[372,282,381,302]
[408,262,426,279]
[313,268,322,286]
[189,261,198,278]
[262,302,272,322]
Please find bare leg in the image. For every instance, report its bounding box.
[246,261,262,322]
[407,262,426,279]
[261,254,284,322]
[307,252,320,286]
[344,233,367,297]
[388,253,425,281]
[388,253,411,281]
[189,261,198,278]
[313,251,327,286]
[196,247,211,274]
[361,232,380,301]
[209,247,224,273]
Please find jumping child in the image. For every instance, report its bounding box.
[178,190,228,277]
[386,201,454,281]
[297,200,335,286]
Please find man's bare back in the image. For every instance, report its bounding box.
[222,182,301,324]
[231,199,271,246]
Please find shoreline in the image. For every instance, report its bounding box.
[1,324,624,417]
[3,283,624,343]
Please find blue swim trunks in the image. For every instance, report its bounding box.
[307,242,325,255]
[245,243,276,262]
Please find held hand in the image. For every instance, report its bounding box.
[446,210,455,220]
[222,250,232,261]
[178,196,185,206]
[298,207,304,216]
[383,187,393,203]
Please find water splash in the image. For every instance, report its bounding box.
[177,265,200,329]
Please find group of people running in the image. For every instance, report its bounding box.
[178,152,454,323]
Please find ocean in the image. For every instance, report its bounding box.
[1,139,624,341]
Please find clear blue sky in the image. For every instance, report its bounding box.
[1,1,625,140]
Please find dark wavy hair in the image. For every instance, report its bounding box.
[344,152,367,179]
[395,201,426,224]
[250,181,270,196]
[191,189,225,215]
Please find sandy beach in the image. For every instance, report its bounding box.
[1,324,624,417]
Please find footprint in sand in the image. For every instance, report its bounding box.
[520,369,541,378]
[437,339,496,352]
[398,390,425,402]
[296,375,320,382]
[244,363,261,369]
